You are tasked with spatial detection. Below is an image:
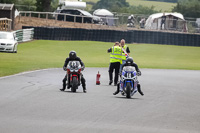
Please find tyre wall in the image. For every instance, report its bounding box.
[22,26,200,46]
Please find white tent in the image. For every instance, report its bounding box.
[145,12,187,32]
[93,9,115,26]
[93,9,114,16]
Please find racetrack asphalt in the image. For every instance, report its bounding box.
[0,68,200,133]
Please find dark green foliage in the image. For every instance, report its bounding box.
[36,0,51,12]
[35,0,58,12]
[16,0,37,11]
[0,0,17,3]
[173,0,200,18]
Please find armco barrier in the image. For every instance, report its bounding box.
[22,26,200,46]
[15,28,34,42]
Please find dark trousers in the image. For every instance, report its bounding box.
[160,21,165,30]
[109,62,120,84]
[62,74,86,90]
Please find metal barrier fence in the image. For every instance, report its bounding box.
[22,26,200,47]
[14,28,34,42]
[18,11,200,34]
[18,11,118,26]
[0,18,12,31]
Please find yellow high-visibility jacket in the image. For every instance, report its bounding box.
[122,45,127,61]
[110,46,122,64]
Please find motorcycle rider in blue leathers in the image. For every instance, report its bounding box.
[113,57,144,96]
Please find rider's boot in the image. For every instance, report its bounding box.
[81,76,87,93]
[60,85,66,91]
[113,83,120,95]
[67,76,70,89]
[60,78,67,91]
[67,83,70,89]
[137,84,144,96]
[109,80,113,85]
[83,85,87,93]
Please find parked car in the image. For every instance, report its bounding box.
[0,31,18,53]
[57,9,101,24]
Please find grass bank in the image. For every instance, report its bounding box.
[83,0,176,12]
[0,40,200,77]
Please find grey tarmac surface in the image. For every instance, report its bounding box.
[0,68,200,133]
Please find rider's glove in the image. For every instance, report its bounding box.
[118,72,122,76]
[63,67,67,71]
[81,66,85,71]
[137,71,142,76]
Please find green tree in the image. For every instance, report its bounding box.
[16,0,37,11]
[35,0,58,12]
[172,0,200,18]
[36,0,52,12]
[51,0,59,11]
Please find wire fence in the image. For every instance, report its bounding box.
[17,11,200,34]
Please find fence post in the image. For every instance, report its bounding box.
[18,13,21,22]
[91,17,93,29]
[64,15,66,21]
[55,14,57,23]
[0,20,1,30]
[74,15,76,26]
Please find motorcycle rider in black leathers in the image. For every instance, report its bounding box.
[113,57,144,96]
[60,51,87,93]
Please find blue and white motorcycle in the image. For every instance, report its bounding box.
[120,66,141,98]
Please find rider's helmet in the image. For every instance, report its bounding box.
[126,57,133,65]
[131,14,134,18]
[69,51,77,59]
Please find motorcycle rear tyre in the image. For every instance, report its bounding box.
[71,77,78,92]
[126,82,131,98]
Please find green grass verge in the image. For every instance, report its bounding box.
[0,40,200,77]
[83,0,176,12]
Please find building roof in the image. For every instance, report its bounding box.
[0,3,14,10]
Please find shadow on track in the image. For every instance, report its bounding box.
[112,96,141,100]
